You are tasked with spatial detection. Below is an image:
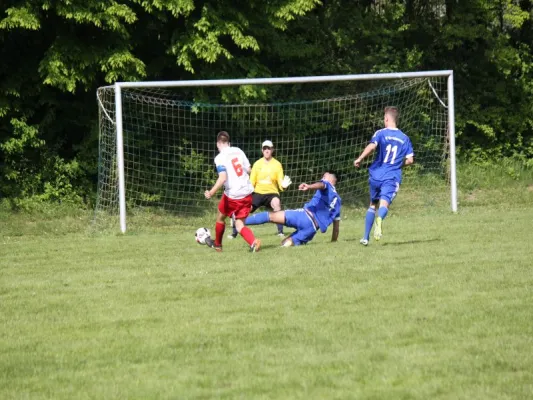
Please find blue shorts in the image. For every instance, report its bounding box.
[284,210,318,246]
[369,178,400,204]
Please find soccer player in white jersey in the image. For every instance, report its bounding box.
[228,139,292,239]
[354,107,414,245]
[204,131,261,252]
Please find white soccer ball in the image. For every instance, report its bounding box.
[195,227,211,245]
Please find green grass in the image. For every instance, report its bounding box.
[2,189,533,399]
[1,160,532,399]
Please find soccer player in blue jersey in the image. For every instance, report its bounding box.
[244,171,341,246]
[354,107,414,245]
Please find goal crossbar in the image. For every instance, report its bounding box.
[113,70,454,89]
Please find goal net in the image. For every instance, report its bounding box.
[95,73,453,232]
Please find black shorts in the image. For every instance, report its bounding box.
[251,193,280,212]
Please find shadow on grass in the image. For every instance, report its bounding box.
[342,237,442,246]
[252,243,281,252]
[381,238,442,246]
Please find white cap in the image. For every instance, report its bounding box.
[262,140,274,148]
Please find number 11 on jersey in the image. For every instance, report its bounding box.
[384,144,398,164]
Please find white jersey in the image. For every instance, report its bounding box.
[214,146,253,199]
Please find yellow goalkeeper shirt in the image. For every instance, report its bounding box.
[250,157,285,195]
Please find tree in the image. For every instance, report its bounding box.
[1,0,532,205]
[0,0,322,204]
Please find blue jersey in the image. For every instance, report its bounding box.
[368,128,414,183]
[303,180,341,233]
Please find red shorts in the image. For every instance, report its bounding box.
[218,194,252,219]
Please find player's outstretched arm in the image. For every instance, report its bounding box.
[298,182,325,191]
[331,219,340,242]
[354,143,377,168]
[205,171,227,199]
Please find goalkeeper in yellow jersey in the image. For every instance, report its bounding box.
[229,140,292,239]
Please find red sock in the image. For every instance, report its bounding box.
[215,222,225,246]
[239,226,255,246]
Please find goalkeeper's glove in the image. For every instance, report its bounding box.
[281,175,292,189]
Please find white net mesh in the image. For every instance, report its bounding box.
[95,77,449,230]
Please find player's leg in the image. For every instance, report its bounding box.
[215,211,227,248]
[361,179,380,246]
[283,210,316,246]
[374,181,399,241]
[229,210,248,239]
[244,209,286,226]
[361,201,378,246]
[267,210,286,225]
[269,196,284,236]
[229,203,257,239]
[373,200,386,241]
[374,198,390,241]
[205,208,226,251]
[234,195,261,252]
[228,213,237,239]
[209,210,226,249]
[230,194,261,239]
[206,194,231,251]
[212,196,228,250]
[281,232,296,247]
[288,228,316,246]
[233,218,260,252]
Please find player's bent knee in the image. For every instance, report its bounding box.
[379,199,391,208]
[271,198,281,211]
[281,237,294,247]
[268,211,285,225]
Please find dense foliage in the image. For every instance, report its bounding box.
[1,0,532,206]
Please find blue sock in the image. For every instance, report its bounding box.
[276,223,283,234]
[378,206,389,220]
[364,208,376,240]
[245,211,270,225]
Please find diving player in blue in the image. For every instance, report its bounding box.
[244,171,341,246]
[354,107,414,245]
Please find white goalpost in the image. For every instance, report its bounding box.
[96,71,456,233]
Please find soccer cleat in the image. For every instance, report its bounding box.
[227,233,238,240]
[276,232,285,237]
[374,217,383,241]
[205,237,222,252]
[360,238,369,246]
[250,239,261,253]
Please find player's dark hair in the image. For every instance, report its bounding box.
[384,106,399,123]
[217,131,230,143]
[326,170,340,183]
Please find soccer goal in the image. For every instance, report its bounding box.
[96,71,456,233]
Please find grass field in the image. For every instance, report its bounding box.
[1,181,533,399]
